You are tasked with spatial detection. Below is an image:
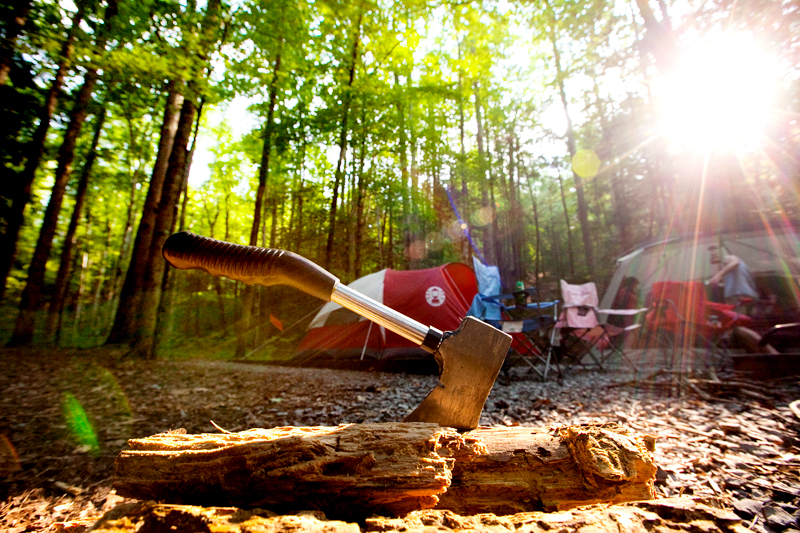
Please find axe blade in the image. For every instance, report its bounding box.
[403,317,510,431]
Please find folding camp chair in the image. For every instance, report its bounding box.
[469,287,559,380]
[644,281,754,370]
[555,280,647,373]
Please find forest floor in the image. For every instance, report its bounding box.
[0,347,799,532]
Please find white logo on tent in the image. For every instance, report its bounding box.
[425,286,446,307]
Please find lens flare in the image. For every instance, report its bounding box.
[408,240,427,260]
[427,231,445,251]
[471,206,496,227]
[62,392,100,456]
[660,34,778,152]
[572,149,601,178]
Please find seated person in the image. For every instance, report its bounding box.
[608,276,639,328]
[707,247,759,306]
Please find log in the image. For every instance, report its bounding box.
[86,497,747,533]
[438,424,657,514]
[114,422,656,519]
[114,423,470,517]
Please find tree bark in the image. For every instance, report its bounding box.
[114,423,655,519]
[130,96,197,358]
[526,174,541,285]
[90,219,113,340]
[106,83,185,344]
[45,108,106,343]
[353,108,368,279]
[396,72,412,269]
[108,168,142,323]
[251,45,282,247]
[473,81,495,265]
[70,248,90,344]
[0,3,85,305]
[556,172,576,277]
[156,99,204,352]
[506,132,524,283]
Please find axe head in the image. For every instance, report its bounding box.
[403,317,511,431]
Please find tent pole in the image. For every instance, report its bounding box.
[360,321,374,360]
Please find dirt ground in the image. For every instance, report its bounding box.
[1,347,799,532]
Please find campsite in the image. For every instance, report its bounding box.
[2,236,800,530]
[2,0,800,530]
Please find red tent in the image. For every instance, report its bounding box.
[293,263,478,368]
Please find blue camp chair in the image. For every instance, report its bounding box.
[468,287,560,380]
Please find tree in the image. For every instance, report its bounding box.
[8,0,119,346]
[0,0,86,304]
[45,107,106,344]
[0,0,31,85]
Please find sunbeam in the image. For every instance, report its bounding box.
[659,33,780,154]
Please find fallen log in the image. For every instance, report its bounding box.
[437,424,657,514]
[86,497,746,533]
[114,422,656,519]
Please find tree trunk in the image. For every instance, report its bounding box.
[506,132,524,283]
[157,100,204,352]
[250,46,282,247]
[0,0,31,85]
[473,81,495,265]
[70,248,90,345]
[455,59,469,264]
[179,99,203,233]
[109,0,222,354]
[130,96,197,358]
[526,174,541,285]
[325,12,362,270]
[0,3,85,304]
[556,172,576,277]
[108,168,142,325]
[353,109,368,279]
[493,133,509,271]
[106,83,185,344]
[90,219,113,341]
[395,72,413,269]
[547,193,565,279]
[633,0,676,71]
[45,108,106,343]
[114,423,655,519]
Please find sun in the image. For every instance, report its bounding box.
[659,34,778,153]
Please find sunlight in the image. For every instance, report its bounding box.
[660,34,778,153]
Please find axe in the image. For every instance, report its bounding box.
[162,231,511,431]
